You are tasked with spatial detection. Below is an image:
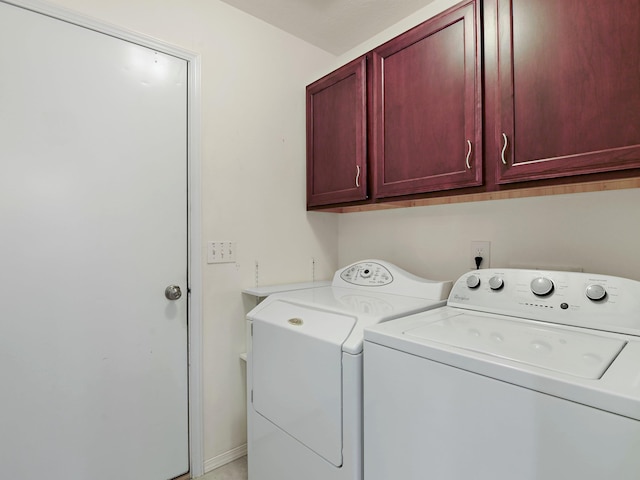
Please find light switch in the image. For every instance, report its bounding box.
[207,241,236,264]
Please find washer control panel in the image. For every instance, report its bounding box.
[340,261,393,286]
[447,269,640,336]
[332,259,453,300]
[530,276,555,296]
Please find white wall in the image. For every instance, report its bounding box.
[324,0,462,73]
[338,188,640,283]
[41,0,340,469]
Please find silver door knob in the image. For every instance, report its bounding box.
[165,285,182,300]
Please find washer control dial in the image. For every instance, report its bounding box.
[585,284,607,301]
[466,275,481,289]
[488,276,504,290]
[531,277,554,296]
[360,268,373,278]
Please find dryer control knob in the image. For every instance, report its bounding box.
[531,277,554,296]
[466,275,481,289]
[585,284,607,301]
[488,276,504,290]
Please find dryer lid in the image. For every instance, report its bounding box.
[251,300,357,467]
[404,313,626,379]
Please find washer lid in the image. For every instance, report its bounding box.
[404,313,627,379]
[251,300,356,467]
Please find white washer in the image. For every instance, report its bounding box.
[364,268,640,480]
[246,260,452,480]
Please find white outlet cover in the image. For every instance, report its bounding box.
[470,241,491,269]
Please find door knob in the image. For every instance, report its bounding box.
[165,285,182,300]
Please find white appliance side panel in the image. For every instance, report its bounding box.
[252,302,356,466]
[251,412,338,480]
[364,342,640,480]
[249,353,362,480]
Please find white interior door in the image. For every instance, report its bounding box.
[0,3,189,479]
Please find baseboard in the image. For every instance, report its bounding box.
[203,443,248,473]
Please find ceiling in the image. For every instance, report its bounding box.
[219,0,438,55]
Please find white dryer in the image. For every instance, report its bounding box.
[364,268,640,480]
[246,260,452,480]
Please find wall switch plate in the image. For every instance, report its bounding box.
[207,241,236,264]
[470,241,491,270]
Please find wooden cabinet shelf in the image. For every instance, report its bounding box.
[316,177,640,213]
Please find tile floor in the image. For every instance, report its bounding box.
[198,456,247,480]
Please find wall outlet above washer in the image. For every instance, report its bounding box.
[470,241,491,270]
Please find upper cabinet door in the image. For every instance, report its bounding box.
[306,56,367,208]
[494,0,640,184]
[372,0,482,199]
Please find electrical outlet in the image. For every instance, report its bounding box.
[207,241,236,264]
[470,241,491,270]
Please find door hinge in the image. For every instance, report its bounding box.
[251,390,253,402]
[250,323,253,336]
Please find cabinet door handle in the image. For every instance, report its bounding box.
[355,165,361,187]
[501,133,508,165]
[465,140,472,169]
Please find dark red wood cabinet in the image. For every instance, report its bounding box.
[306,0,480,209]
[491,0,640,184]
[306,0,640,210]
[306,56,367,208]
[372,0,482,198]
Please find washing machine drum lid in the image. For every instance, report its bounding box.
[252,300,357,467]
[404,313,626,379]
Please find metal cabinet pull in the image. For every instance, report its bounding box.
[355,165,361,187]
[465,140,472,169]
[501,133,508,165]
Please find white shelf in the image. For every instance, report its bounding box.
[242,280,330,298]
